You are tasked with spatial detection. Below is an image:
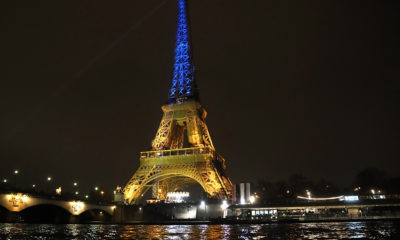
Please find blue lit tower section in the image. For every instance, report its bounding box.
[169,0,197,103]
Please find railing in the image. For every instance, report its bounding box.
[140,147,215,159]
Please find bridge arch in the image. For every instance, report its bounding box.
[0,205,9,221]
[0,193,115,216]
[79,208,113,222]
[20,204,72,223]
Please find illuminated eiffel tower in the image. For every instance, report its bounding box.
[123,0,232,204]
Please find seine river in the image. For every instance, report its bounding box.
[1,221,399,239]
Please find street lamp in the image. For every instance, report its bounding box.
[200,200,207,219]
[14,170,19,188]
[94,186,99,191]
[306,190,311,199]
[221,200,229,210]
[73,182,78,187]
[220,200,229,218]
[2,179,7,183]
[47,176,52,193]
[249,195,256,204]
[371,189,375,195]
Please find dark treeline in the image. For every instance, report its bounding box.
[255,167,400,204]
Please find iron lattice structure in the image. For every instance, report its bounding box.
[123,0,232,204]
[169,0,197,102]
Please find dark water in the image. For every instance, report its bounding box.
[0,221,399,239]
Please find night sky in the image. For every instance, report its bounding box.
[1,0,399,194]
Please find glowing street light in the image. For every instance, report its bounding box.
[32,184,36,188]
[249,195,256,204]
[94,186,99,191]
[221,200,229,210]
[100,191,104,196]
[220,200,229,218]
[306,190,311,199]
[75,191,79,195]
[56,187,62,195]
[13,170,19,188]
[200,200,207,219]
[371,189,376,195]
[73,182,78,187]
[2,179,7,183]
[85,195,89,199]
[47,176,52,193]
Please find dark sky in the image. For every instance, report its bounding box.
[1,0,399,194]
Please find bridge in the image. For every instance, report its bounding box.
[0,192,116,222]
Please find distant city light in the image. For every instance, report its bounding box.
[94,186,99,191]
[200,200,206,208]
[100,191,104,195]
[85,195,89,199]
[47,177,52,181]
[14,170,19,175]
[166,191,189,203]
[344,195,359,202]
[73,182,78,186]
[249,195,256,204]
[2,179,7,183]
[371,189,376,195]
[297,195,344,201]
[32,184,36,188]
[306,190,311,199]
[56,187,62,195]
[75,191,79,195]
[70,201,84,214]
[221,200,229,210]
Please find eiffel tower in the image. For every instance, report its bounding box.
[123,0,232,204]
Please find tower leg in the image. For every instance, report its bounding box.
[152,111,174,150]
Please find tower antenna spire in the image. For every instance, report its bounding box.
[169,0,197,103]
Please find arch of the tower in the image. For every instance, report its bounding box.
[125,173,208,204]
[123,146,232,204]
[151,175,202,199]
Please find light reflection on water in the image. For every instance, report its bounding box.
[0,221,399,239]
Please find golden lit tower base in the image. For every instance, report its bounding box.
[123,100,232,204]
